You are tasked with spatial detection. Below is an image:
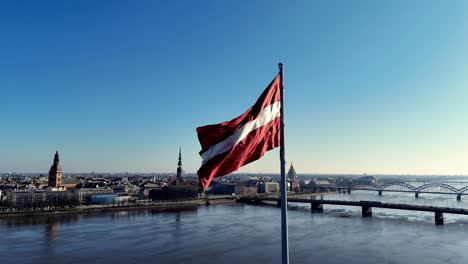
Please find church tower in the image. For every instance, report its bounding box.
[48,151,62,187]
[287,163,297,180]
[176,147,183,183]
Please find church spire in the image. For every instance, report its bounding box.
[54,150,59,164]
[178,147,182,167]
[176,147,183,183]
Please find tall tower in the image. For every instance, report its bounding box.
[176,147,183,183]
[287,163,297,180]
[48,151,62,187]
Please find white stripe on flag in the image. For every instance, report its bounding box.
[200,101,281,164]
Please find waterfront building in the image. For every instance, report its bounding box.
[48,151,62,188]
[6,190,45,208]
[75,188,114,204]
[206,182,251,195]
[88,194,131,204]
[208,182,236,195]
[45,190,74,206]
[149,184,198,200]
[5,189,76,208]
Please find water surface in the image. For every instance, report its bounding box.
[2,195,468,264]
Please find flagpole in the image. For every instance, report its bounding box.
[278,63,289,264]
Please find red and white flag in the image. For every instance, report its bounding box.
[196,74,281,188]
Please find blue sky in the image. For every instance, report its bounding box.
[2,1,468,175]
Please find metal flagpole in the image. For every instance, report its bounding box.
[278,63,289,264]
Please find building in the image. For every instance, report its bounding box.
[6,190,45,208]
[89,194,131,204]
[288,180,300,192]
[75,188,114,204]
[207,182,252,195]
[142,182,160,197]
[48,151,62,187]
[287,163,297,180]
[149,184,198,200]
[357,176,377,185]
[45,190,75,207]
[304,179,334,192]
[257,182,279,193]
[207,182,235,195]
[5,189,76,208]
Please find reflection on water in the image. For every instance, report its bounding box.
[45,219,59,244]
[1,201,468,264]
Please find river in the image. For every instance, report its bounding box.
[2,192,468,264]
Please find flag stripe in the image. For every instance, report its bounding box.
[200,101,281,164]
[198,117,280,188]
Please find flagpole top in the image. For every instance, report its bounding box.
[278,63,283,69]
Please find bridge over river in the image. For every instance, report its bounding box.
[336,181,468,200]
[238,194,468,225]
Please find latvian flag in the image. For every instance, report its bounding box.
[196,74,281,189]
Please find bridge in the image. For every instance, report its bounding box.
[336,182,468,200]
[238,194,468,225]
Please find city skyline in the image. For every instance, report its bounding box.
[3,1,468,175]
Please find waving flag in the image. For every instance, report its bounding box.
[196,74,281,189]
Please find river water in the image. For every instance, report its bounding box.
[2,191,468,264]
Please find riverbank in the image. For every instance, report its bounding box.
[0,192,335,219]
[0,198,237,218]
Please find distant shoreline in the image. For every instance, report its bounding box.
[0,198,236,218]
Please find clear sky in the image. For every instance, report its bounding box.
[2,1,468,175]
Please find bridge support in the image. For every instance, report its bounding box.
[415,192,419,198]
[435,211,444,225]
[347,188,351,194]
[311,202,323,213]
[457,194,462,201]
[378,190,382,196]
[362,206,372,217]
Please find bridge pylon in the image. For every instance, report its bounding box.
[435,211,444,225]
[311,202,323,213]
[362,206,372,217]
[311,195,323,213]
